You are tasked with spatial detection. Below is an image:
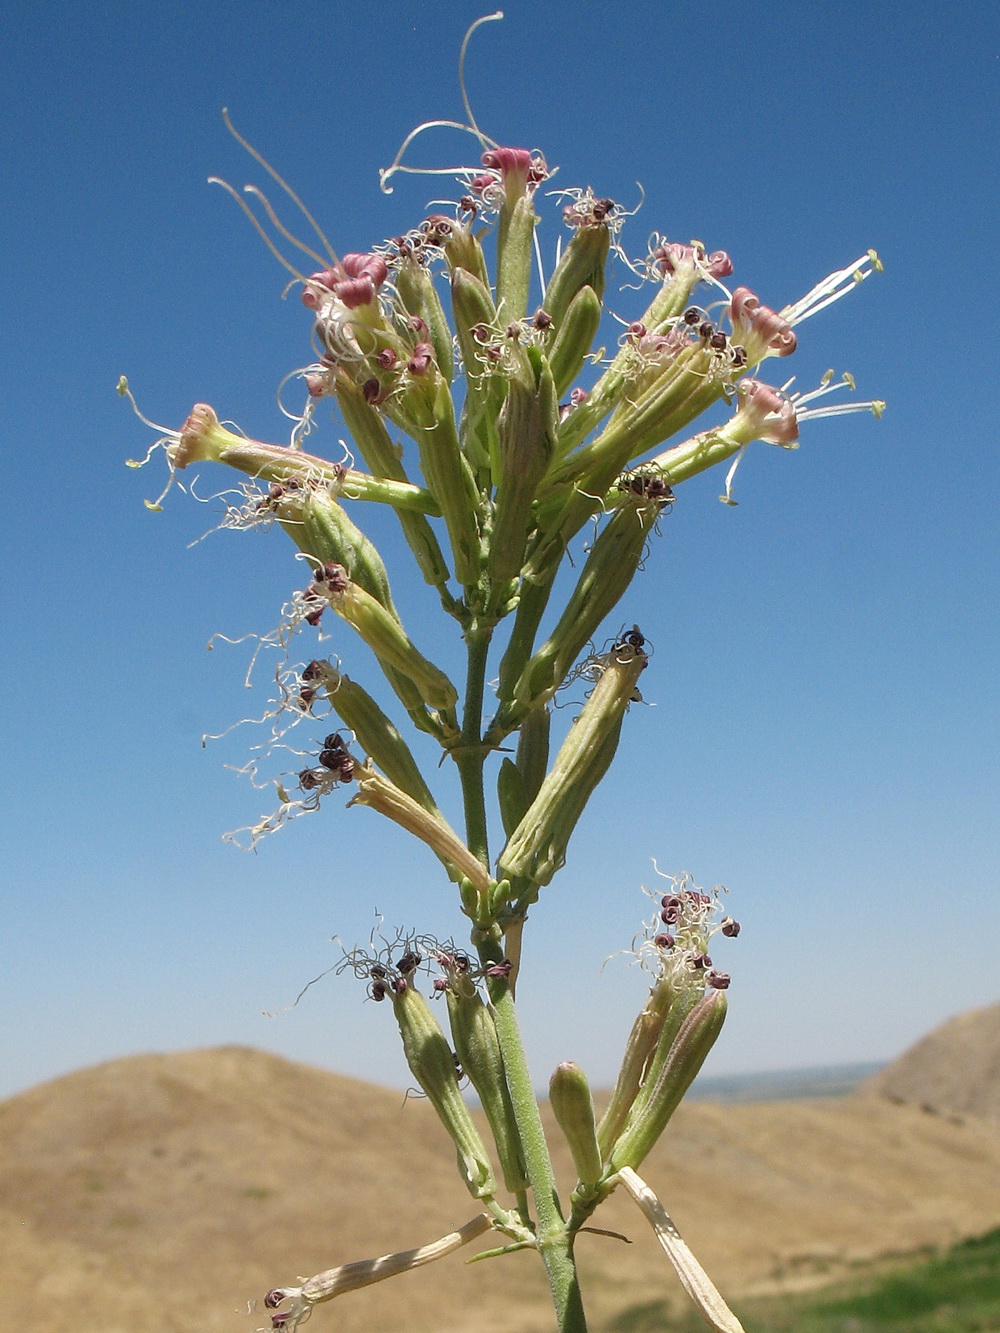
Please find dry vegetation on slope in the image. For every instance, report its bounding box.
[3,1039,1000,1333]
[865,1002,1000,1123]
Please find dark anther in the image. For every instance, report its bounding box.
[708,970,731,990]
[432,977,448,992]
[376,348,397,370]
[409,315,429,336]
[486,345,503,362]
[338,756,355,782]
[661,894,682,910]
[318,562,349,592]
[397,951,421,975]
[532,308,554,331]
[661,905,680,925]
[628,321,647,339]
[592,197,615,221]
[698,321,714,339]
[264,1290,286,1310]
[505,322,522,341]
[302,660,323,681]
[392,976,408,995]
[624,625,645,649]
[454,952,471,971]
[369,964,386,979]
[285,476,300,490]
[319,748,344,771]
[683,308,701,326]
[691,953,712,970]
[485,959,513,980]
[721,918,741,937]
[654,932,675,949]
[323,733,346,751]
[459,195,477,214]
[268,483,284,501]
[298,769,321,790]
[731,345,748,368]
[297,688,315,710]
[710,331,728,350]
[271,1313,292,1327]
[369,980,387,1002]
[362,378,381,404]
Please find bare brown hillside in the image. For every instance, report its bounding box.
[3,1046,1000,1333]
[864,1002,1000,1122]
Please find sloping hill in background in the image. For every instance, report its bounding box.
[865,1003,1000,1122]
[3,1045,1000,1333]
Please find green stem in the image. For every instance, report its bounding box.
[484,953,588,1332]
[456,626,492,866]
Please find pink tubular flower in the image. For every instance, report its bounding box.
[478,147,550,204]
[729,287,797,358]
[654,242,733,280]
[301,253,388,311]
[732,378,799,446]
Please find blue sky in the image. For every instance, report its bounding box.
[1,0,998,1101]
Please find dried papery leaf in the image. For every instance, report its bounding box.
[617,1167,745,1333]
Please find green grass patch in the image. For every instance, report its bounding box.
[606,1228,1000,1333]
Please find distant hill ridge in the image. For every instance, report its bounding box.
[866,1002,1000,1122]
[3,1036,1000,1333]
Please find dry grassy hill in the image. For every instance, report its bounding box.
[865,1002,1000,1122]
[3,1045,1000,1333]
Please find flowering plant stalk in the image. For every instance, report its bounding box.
[125,16,881,1332]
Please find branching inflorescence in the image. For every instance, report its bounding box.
[125,15,882,1332]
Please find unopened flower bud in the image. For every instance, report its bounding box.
[542,221,610,329]
[546,284,604,398]
[549,1062,603,1187]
